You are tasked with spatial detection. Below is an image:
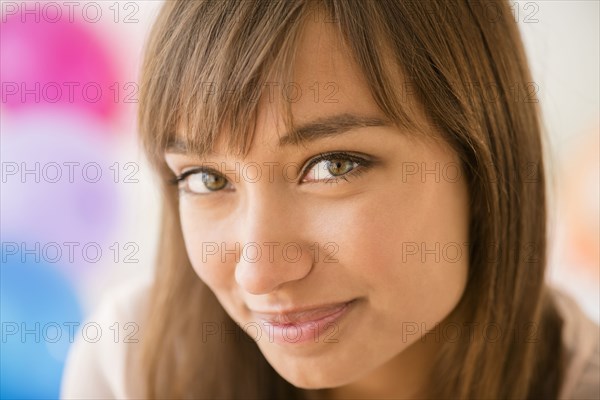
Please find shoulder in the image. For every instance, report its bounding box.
[60,276,153,399]
[551,286,600,400]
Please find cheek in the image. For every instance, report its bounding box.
[179,205,235,292]
[329,177,469,326]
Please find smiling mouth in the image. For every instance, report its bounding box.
[252,300,354,325]
[248,299,358,345]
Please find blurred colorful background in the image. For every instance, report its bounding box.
[1,1,598,399]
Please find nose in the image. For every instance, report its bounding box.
[234,190,314,295]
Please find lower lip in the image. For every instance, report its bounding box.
[256,300,356,346]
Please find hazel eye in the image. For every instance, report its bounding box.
[304,158,358,181]
[172,169,232,195]
[188,172,229,193]
[301,152,371,184]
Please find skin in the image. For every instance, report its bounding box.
[165,18,469,400]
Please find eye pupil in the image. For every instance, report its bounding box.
[202,173,227,190]
[327,159,354,176]
[186,172,228,193]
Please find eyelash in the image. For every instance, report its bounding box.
[169,151,372,195]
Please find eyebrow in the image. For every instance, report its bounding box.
[278,113,392,146]
[166,113,392,154]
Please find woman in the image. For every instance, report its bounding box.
[62,1,600,399]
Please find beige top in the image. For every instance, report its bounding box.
[61,278,150,399]
[554,287,600,399]
[60,280,600,399]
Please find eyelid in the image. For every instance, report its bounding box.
[170,166,210,183]
[299,151,373,180]
[168,165,229,191]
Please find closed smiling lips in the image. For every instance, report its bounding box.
[251,300,355,326]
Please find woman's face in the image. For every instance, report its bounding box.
[165,20,469,389]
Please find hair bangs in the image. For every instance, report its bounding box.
[139,0,425,174]
[139,0,317,170]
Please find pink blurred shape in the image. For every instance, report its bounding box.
[1,8,120,123]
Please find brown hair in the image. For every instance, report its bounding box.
[137,0,565,398]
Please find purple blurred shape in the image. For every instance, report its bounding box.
[1,111,123,251]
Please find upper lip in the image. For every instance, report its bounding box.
[250,300,354,325]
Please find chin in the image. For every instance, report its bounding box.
[280,371,340,390]
[266,355,360,390]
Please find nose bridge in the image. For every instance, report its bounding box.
[242,185,292,244]
[234,186,314,294]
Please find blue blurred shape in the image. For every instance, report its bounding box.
[1,255,82,400]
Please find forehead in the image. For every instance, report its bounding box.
[218,20,388,157]
[291,19,383,117]
[168,12,426,160]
